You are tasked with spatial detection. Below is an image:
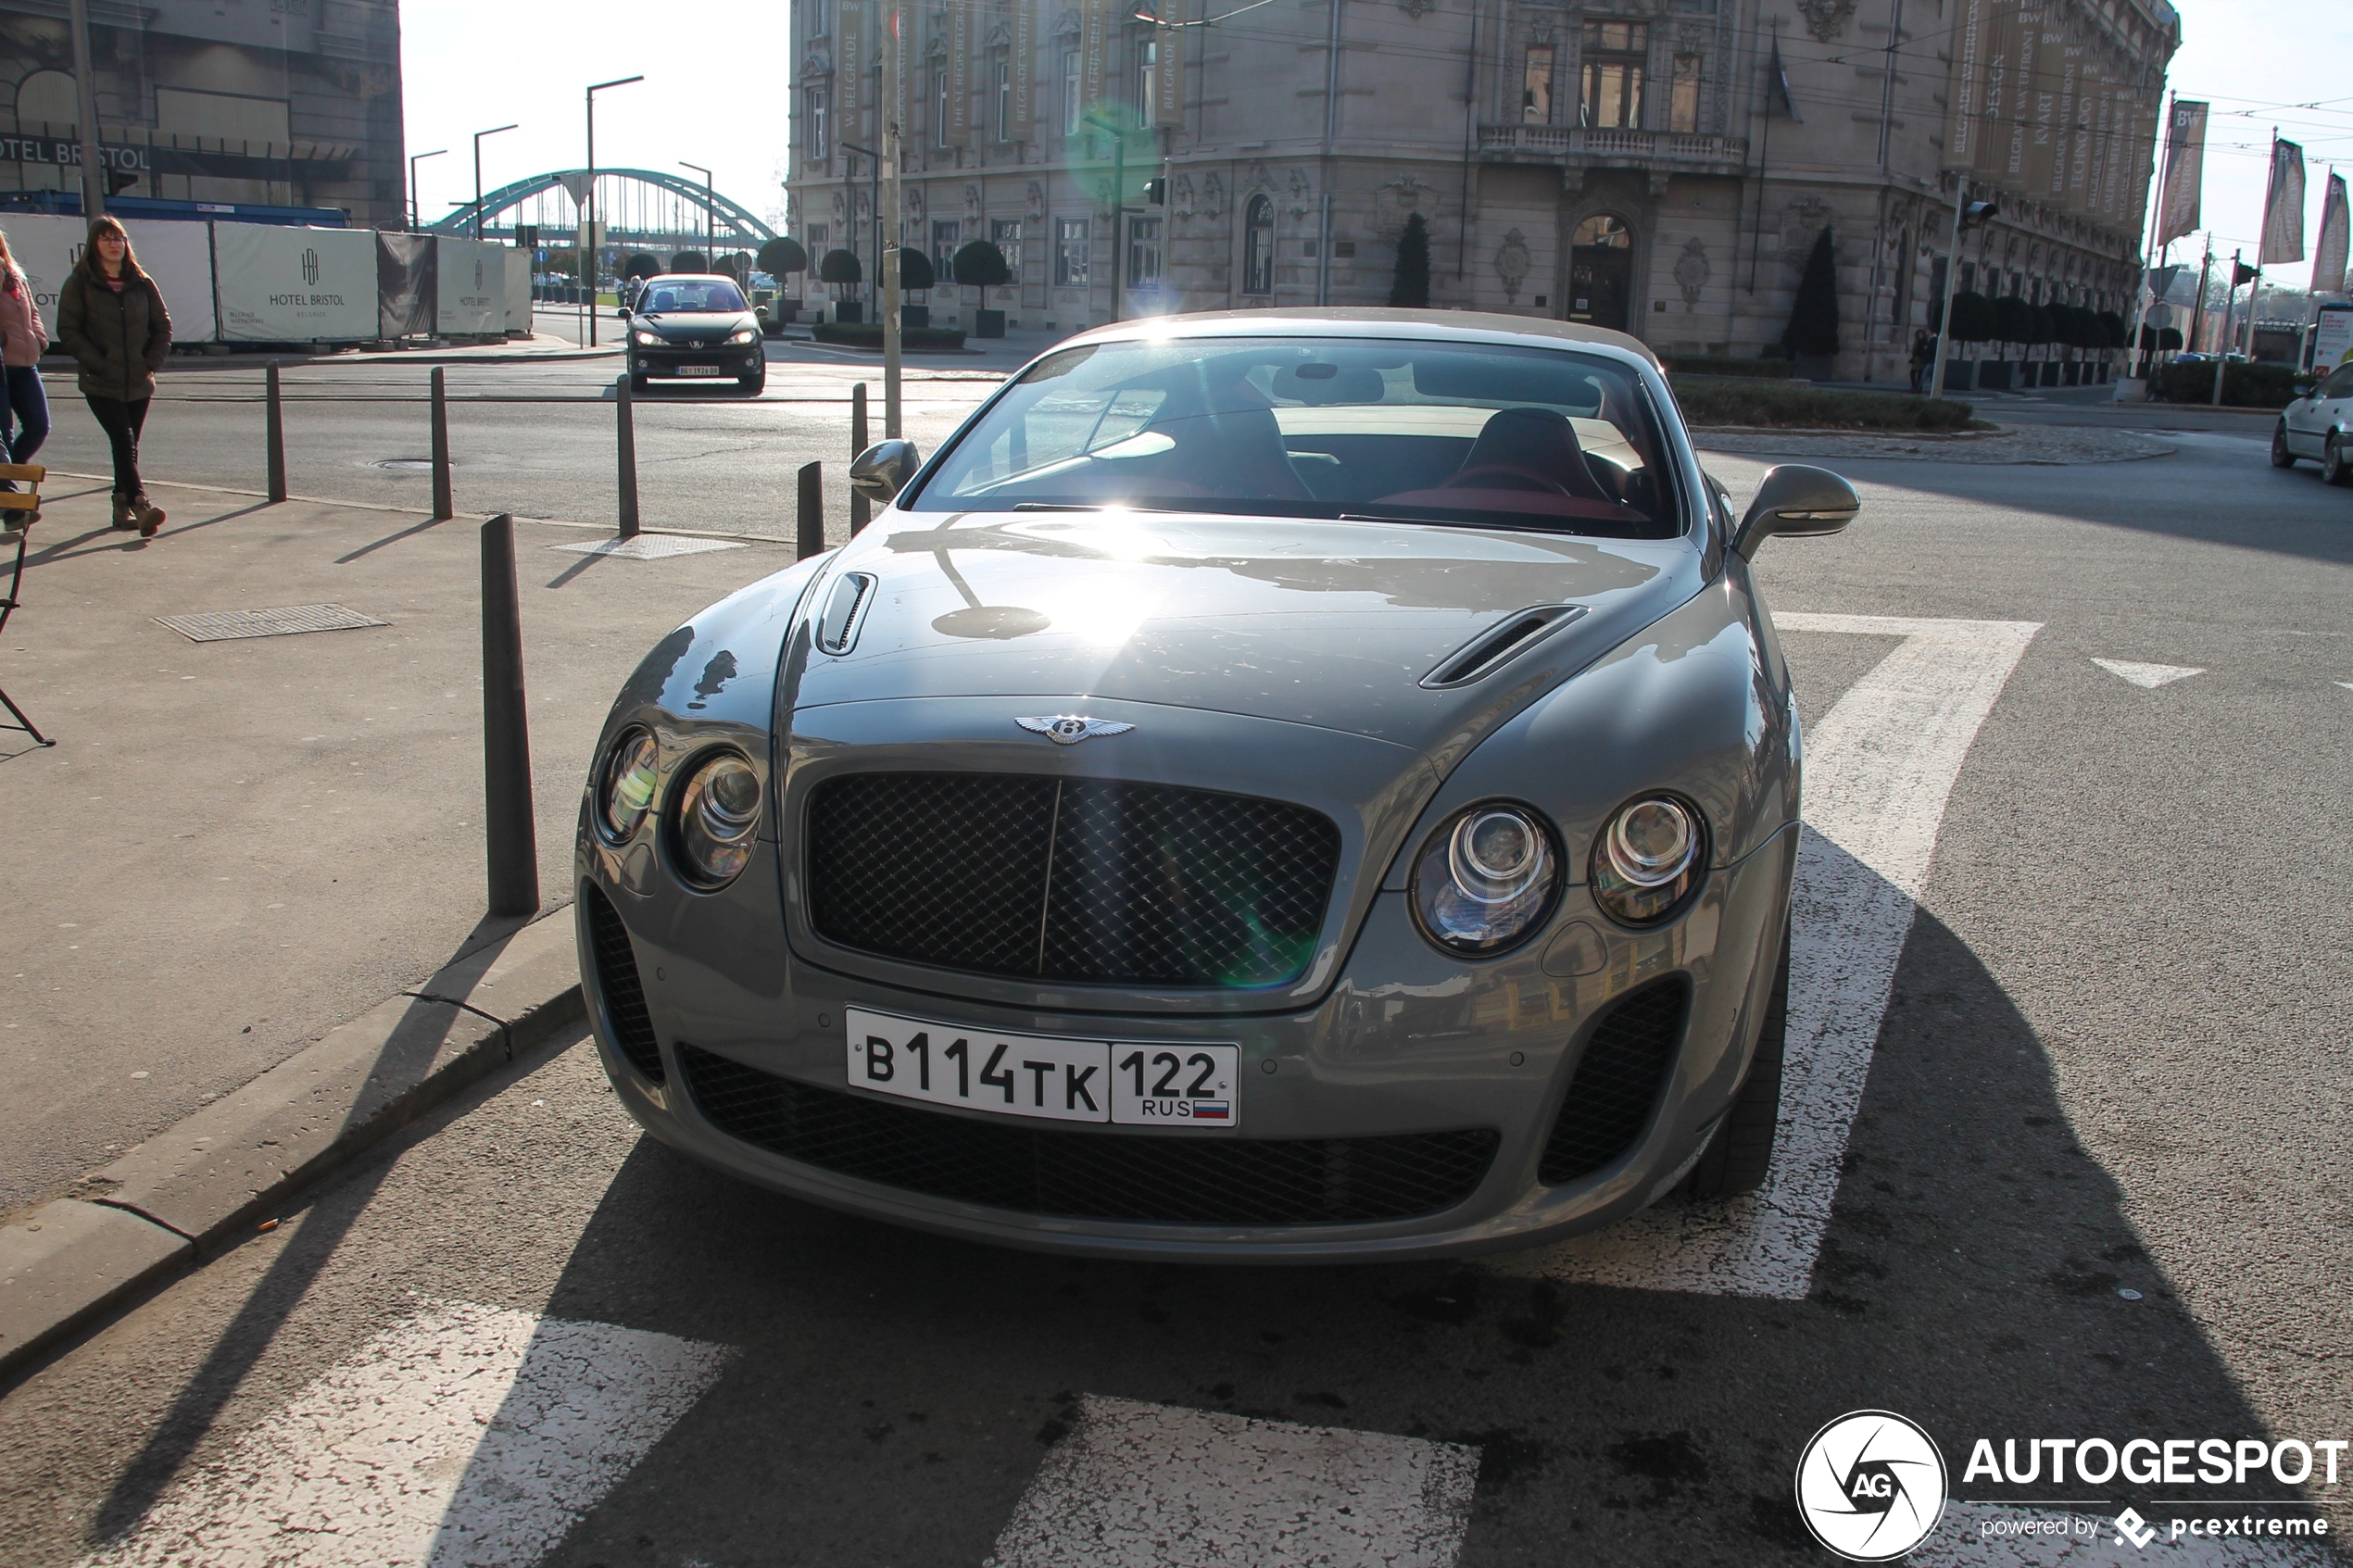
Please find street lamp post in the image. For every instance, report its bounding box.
[473,123,519,242]
[842,143,882,320]
[1083,112,1130,325]
[584,75,646,349]
[409,148,447,232]
[67,0,105,220]
[682,161,714,264]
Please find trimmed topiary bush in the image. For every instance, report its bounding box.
[758,237,809,278]
[1673,381,1975,431]
[623,252,661,280]
[1781,228,1841,358]
[1945,291,1997,345]
[1990,295,2035,349]
[812,321,968,350]
[819,248,862,285]
[889,245,936,291]
[951,239,1012,289]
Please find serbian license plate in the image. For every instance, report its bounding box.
[675,364,725,376]
[846,1009,1240,1128]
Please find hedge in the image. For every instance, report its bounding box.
[1663,355,1796,379]
[2149,360,2314,409]
[1674,380,1976,431]
[813,322,969,351]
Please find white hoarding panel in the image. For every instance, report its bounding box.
[213,223,377,342]
[2313,307,2353,371]
[434,237,503,336]
[0,213,218,343]
[503,247,531,334]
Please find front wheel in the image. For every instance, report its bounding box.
[2272,420,2298,468]
[1679,923,1788,1198]
[2327,433,2353,487]
[739,369,767,395]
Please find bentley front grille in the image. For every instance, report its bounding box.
[805,772,1342,989]
[678,1044,1498,1226]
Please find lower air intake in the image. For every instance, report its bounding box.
[677,1045,1498,1226]
[585,884,664,1084]
[1539,976,1692,1185]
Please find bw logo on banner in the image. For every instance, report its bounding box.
[300,248,321,286]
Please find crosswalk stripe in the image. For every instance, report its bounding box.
[81,1298,733,1568]
[984,1395,1480,1568]
[1503,613,2042,1299]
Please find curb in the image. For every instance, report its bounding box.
[0,909,585,1383]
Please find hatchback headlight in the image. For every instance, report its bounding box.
[1591,796,1705,926]
[672,750,761,886]
[596,729,661,842]
[632,329,658,345]
[1411,803,1559,955]
[728,327,758,344]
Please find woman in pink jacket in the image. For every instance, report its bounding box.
[0,226,51,526]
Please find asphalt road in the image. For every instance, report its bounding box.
[3,415,2350,1566]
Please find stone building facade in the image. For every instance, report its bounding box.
[787,0,2178,383]
[0,1,405,226]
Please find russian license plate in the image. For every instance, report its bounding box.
[676,364,724,376]
[846,1009,1240,1128]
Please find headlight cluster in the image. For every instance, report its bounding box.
[593,730,762,889]
[1590,796,1705,926]
[631,329,658,345]
[1410,794,1707,955]
[1412,804,1559,954]
[728,327,758,345]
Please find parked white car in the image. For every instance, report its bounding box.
[2273,360,2353,483]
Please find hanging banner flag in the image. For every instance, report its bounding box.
[946,0,972,147]
[1150,1,1185,131]
[838,0,866,121]
[888,6,912,152]
[2260,137,2307,265]
[1010,0,1037,139]
[2154,100,2206,249]
[1079,0,1113,122]
[1766,33,1803,122]
[2311,171,2348,295]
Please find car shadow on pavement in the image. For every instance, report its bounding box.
[462,908,2339,1566]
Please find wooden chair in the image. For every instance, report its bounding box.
[0,462,51,746]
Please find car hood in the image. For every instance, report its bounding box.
[636,311,754,337]
[787,508,1704,765]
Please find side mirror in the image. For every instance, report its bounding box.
[1733,464,1860,559]
[849,439,922,505]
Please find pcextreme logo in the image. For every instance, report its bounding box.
[1795,1411,1948,1562]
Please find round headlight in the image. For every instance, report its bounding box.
[597,729,661,842]
[728,327,758,344]
[673,750,761,886]
[1591,796,1705,926]
[632,329,658,345]
[1411,803,1559,955]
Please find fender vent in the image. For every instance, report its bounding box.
[585,884,664,1084]
[1420,604,1585,688]
[1539,976,1691,1184]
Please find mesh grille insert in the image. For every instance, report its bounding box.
[806,773,1341,988]
[678,1045,1498,1226]
[1539,976,1692,1185]
[585,884,664,1084]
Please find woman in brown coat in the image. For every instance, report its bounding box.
[57,217,170,536]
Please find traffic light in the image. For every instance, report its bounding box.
[514,223,540,250]
[1959,199,1998,231]
[1143,177,1166,206]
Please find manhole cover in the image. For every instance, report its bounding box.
[374,458,434,470]
[156,604,389,642]
[550,534,748,559]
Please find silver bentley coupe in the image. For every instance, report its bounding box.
[573,308,1858,1261]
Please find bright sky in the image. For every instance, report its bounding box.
[396,0,2349,283]
[398,5,787,239]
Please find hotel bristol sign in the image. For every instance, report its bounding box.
[0,137,151,173]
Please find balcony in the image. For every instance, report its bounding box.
[1478,125,1749,183]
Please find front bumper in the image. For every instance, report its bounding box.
[632,343,761,378]
[574,821,1797,1262]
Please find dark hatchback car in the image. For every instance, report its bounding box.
[626,274,767,393]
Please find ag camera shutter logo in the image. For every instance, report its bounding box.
[1795,1410,1948,1562]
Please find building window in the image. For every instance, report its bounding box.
[1126,215,1163,286]
[1581,21,1647,129]
[1055,216,1089,285]
[934,68,949,144]
[992,218,1023,279]
[806,87,830,162]
[1138,36,1157,127]
[807,0,829,36]
[1063,48,1082,137]
[995,58,1012,141]
[1243,194,1274,295]
[1522,45,1554,124]
[1668,53,1702,132]
[808,223,830,253]
[934,218,963,281]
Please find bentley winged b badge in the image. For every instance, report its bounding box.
[1017,716,1135,746]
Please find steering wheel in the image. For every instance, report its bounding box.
[1440,463,1578,496]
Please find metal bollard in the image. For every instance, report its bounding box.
[264,360,286,502]
[616,373,641,539]
[849,381,869,535]
[430,367,454,521]
[480,513,540,918]
[797,462,824,560]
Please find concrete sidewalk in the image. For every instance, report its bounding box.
[0,476,797,1230]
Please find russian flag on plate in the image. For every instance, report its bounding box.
[1190,1100,1231,1122]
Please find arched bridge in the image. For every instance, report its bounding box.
[432,168,775,250]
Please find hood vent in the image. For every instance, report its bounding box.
[1419,605,1586,689]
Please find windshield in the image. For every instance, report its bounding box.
[640,280,747,314]
[908,335,1682,538]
